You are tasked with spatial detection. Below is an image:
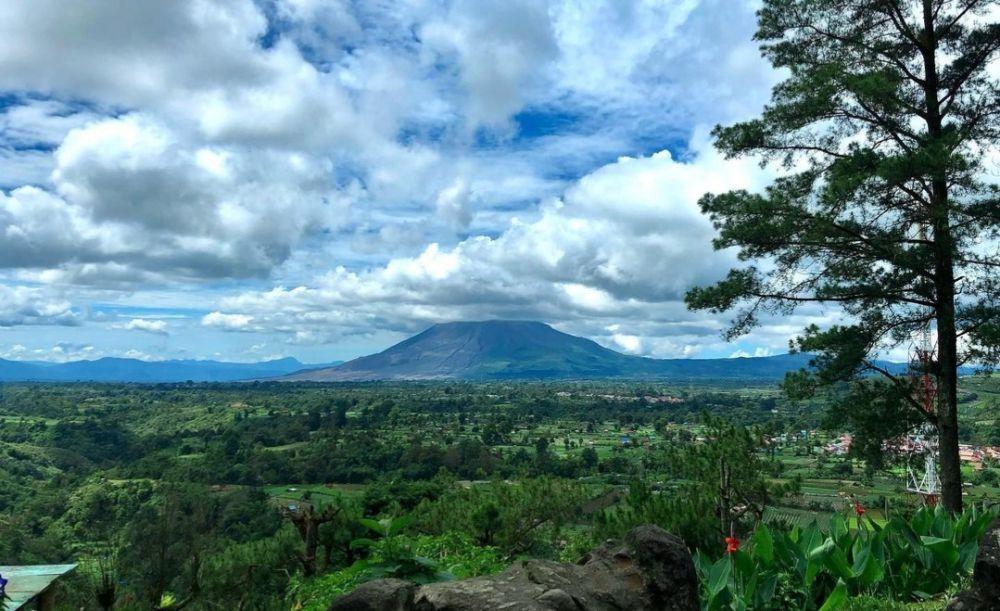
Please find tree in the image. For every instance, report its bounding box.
[282,502,343,577]
[119,484,212,607]
[317,497,366,570]
[599,417,797,552]
[686,0,999,512]
[333,402,349,428]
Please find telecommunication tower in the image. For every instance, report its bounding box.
[905,279,939,505]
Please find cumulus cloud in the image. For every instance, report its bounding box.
[0,284,79,326]
[202,311,256,331]
[434,179,474,228]
[0,0,811,360]
[0,113,341,283]
[420,0,558,128]
[203,133,803,356]
[112,318,169,335]
[730,347,775,359]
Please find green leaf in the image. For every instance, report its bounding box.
[830,515,848,543]
[920,536,959,570]
[755,574,778,607]
[693,550,712,579]
[959,541,979,573]
[855,543,884,588]
[707,556,732,598]
[732,549,754,577]
[824,546,855,582]
[819,579,848,611]
[808,538,835,560]
[358,518,385,535]
[753,524,775,565]
[349,537,378,549]
[799,524,823,554]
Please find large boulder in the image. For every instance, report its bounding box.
[947,517,1000,610]
[329,525,698,611]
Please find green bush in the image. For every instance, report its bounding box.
[289,531,505,610]
[694,505,997,610]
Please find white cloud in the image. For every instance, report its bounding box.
[1,113,342,283]
[434,179,474,228]
[201,311,255,331]
[0,284,79,326]
[113,318,169,335]
[730,347,775,359]
[420,0,558,128]
[204,133,794,355]
[610,332,644,354]
[0,0,813,360]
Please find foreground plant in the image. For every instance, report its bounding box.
[695,505,997,610]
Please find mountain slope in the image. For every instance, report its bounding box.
[0,357,340,383]
[282,320,817,381]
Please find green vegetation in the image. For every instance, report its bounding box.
[696,506,996,610]
[0,377,997,609]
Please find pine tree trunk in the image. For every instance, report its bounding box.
[934,219,962,513]
[920,0,963,513]
[937,267,962,513]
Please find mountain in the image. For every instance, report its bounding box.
[0,357,341,383]
[281,320,820,381]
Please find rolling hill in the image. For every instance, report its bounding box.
[281,320,819,381]
[0,356,340,383]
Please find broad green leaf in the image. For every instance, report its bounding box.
[921,536,959,570]
[358,518,385,535]
[753,524,775,565]
[349,537,378,549]
[808,538,834,560]
[693,550,711,579]
[733,549,754,577]
[707,556,731,598]
[818,579,848,611]
[959,541,979,573]
[755,574,778,606]
[830,515,848,542]
[824,546,855,581]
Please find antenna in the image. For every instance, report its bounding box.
[905,224,939,505]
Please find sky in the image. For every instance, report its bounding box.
[0,0,844,364]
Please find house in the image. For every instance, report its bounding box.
[0,564,77,610]
[959,444,984,469]
[824,434,852,456]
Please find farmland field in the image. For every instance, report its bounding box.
[1,376,997,609]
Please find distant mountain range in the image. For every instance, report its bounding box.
[0,357,340,383]
[1,320,948,383]
[281,320,827,382]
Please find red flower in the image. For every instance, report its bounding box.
[853,501,865,517]
[724,536,741,553]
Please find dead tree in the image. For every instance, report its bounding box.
[283,503,343,577]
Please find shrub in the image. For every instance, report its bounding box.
[694,505,997,610]
[289,530,504,610]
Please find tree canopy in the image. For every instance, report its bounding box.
[686,0,1000,511]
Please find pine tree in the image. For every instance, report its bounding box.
[686,0,999,511]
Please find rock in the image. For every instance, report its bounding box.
[328,525,698,611]
[328,578,415,611]
[947,517,1000,611]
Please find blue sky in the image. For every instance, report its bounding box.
[0,0,838,363]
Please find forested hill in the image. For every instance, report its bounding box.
[0,356,340,382]
[283,320,825,381]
